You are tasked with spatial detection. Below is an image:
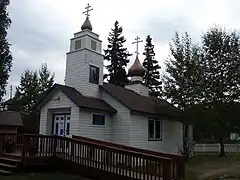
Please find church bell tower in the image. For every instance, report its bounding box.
[65,4,103,98]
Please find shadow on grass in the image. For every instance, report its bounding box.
[0,172,88,180]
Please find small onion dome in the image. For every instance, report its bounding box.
[128,55,146,77]
[81,17,92,31]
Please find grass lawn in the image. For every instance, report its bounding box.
[1,155,240,180]
[187,154,240,180]
[0,172,90,180]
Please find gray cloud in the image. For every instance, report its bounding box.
[4,1,68,99]
[4,0,240,100]
[138,16,200,45]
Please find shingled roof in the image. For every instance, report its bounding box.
[37,84,117,114]
[0,111,23,126]
[100,83,184,121]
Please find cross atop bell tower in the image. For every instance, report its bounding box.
[83,3,93,18]
[65,3,103,98]
[81,3,93,31]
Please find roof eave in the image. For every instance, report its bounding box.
[131,110,185,122]
[0,124,23,127]
[99,85,132,110]
[35,84,61,111]
[79,105,117,115]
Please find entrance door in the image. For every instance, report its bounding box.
[53,114,71,137]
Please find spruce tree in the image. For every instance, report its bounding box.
[104,21,132,86]
[0,0,13,102]
[142,35,161,97]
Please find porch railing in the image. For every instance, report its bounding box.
[0,133,185,180]
[73,135,185,180]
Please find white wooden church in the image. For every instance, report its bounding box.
[38,4,191,155]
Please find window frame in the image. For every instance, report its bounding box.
[89,65,100,84]
[75,39,82,50]
[91,113,106,127]
[148,118,162,141]
[91,40,97,51]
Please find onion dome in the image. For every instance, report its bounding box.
[128,55,146,77]
[81,17,92,31]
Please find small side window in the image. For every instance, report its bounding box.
[91,40,97,51]
[148,120,155,140]
[75,39,82,50]
[92,114,105,126]
[148,119,162,141]
[89,65,99,84]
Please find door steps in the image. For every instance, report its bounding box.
[0,156,21,175]
[0,169,11,175]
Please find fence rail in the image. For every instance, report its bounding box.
[194,143,240,154]
[0,133,185,180]
[73,135,185,179]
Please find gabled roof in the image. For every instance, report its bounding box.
[2,99,20,111]
[0,111,23,126]
[100,83,184,121]
[3,99,15,105]
[37,84,117,114]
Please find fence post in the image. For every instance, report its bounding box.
[53,135,57,157]
[0,134,5,156]
[21,135,26,163]
[162,159,171,180]
[179,156,185,180]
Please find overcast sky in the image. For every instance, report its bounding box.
[4,0,240,99]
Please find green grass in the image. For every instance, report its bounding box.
[186,163,199,180]
[0,172,88,180]
[186,155,240,180]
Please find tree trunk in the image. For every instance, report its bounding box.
[183,124,189,161]
[219,135,226,157]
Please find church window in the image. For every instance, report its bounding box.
[91,40,97,51]
[89,65,99,84]
[92,114,105,126]
[66,123,70,135]
[55,123,59,135]
[75,39,82,50]
[148,119,162,141]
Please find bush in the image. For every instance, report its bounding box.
[27,137,38,156]
[178,137,195,161]
[5,137,16,153]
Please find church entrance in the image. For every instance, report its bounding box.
[53,114,71,137]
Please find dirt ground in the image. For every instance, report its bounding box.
[187,154,240,180]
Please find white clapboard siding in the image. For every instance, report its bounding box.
[65,49,104,98]
[100,89,131,145]
[130,114,184,154]
[73,108,112,142]
[39,90,78,136]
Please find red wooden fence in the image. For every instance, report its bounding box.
[0,133,185,180]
